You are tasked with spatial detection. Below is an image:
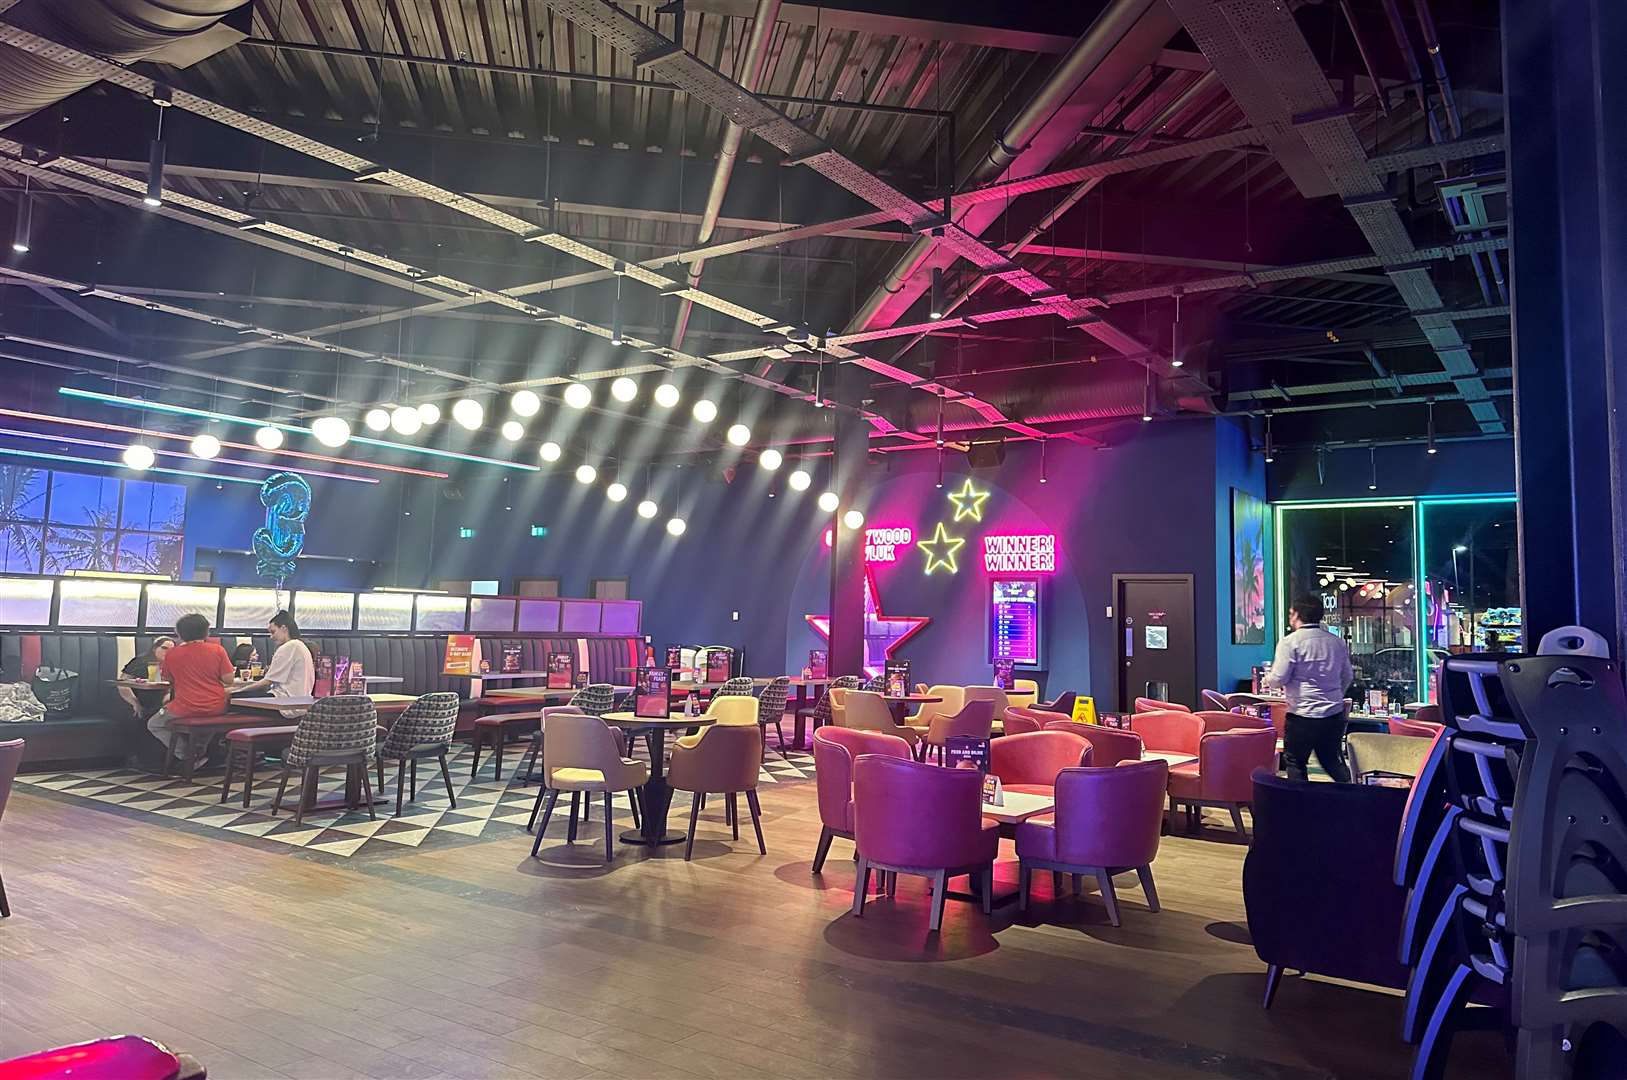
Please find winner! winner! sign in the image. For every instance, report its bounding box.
[982,534,1056,573]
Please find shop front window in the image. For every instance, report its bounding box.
[1419,498,1520,696]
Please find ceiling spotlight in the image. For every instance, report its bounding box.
[787,469,811,491]
[929,267,945,320]
[610,377,638,403]
[11,181,30,254]
[452,398,484,430]
[842,508,865,530]
[654,383,680,408]
[725,423,751,447]
[144,134,164,208]
[391,407,423,436]
[575,464,597,484]
[511,389,541,417]
[310,416,352,448]
[254,426,284,450]
[606,481,628,502]
[122,443,155,471]
[417,402,441,425]
[364,408,391,432]
[189,433,221,460]
[563,382,592,410]
[538,441,562,462]
[759,448,783,470]
[636,499,658,519]
[666,517,687,537]
[817,491,839,513]
[500,420,525,441]
[692,399,718,424]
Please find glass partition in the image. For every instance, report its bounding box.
[1419,497,1520,696]
[222,587,282,629]
[472,596,519,632]
[1276,501,1419,705]
[58,578,142,627]
[292,590,356,630]
[357,591,414,631]
[414,593,467,632]
[144,584,221,630]
[0,577,54,625]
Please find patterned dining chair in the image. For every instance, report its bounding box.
[756,676,791,756]
[568,683,619,717]
[375,691,460,816]
[716,677,756,697]
[810,676,862,734]
[271,695,379,827]
[862,674,888,693]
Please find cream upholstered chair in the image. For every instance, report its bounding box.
[963,684,1011,718]
[828,686,852,728]
[1347,732,1432,783]
[676,694,757,749]
[1008,678,1040,709]
[844,690,921,753]
[529,713,649,861]
[905,684,964,728]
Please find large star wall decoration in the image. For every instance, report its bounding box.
[946,478,990,522]
[916,522,965,574]
[805,566,931,678]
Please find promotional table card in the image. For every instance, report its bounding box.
[501,643,524,674]
[347,660,366,694]
[635,666,672,719]
[705,648,733,684]
[992,658,1015,690]
[981,773,1004,807]
[944,735,991,773]
[547,652,575,690]
[884,659,911,698]
[313,653,335,698]
[808,649,828,680]
[666,645,683,670]
[442,634,479,676]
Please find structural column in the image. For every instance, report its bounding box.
[1503,0,1627,670]
[826,367,870,678]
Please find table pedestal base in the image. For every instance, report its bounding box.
[620,829,686,847]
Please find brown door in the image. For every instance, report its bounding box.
[1114,574,1197,711]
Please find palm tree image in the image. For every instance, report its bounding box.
[45,505,123,574]
[0,466,47,572]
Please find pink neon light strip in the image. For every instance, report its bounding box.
[0,407,448,478]
[0,427,380,484]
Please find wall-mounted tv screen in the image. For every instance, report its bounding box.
[989,578,1042,666]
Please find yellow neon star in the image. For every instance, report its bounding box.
[916,522,966,574]
[946,478,990,522]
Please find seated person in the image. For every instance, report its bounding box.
[230,642,257,673]
[149,614,236,770]
[231,611,315,718]
[117,636,174,721]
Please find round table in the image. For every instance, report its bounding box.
[602,711,715,846]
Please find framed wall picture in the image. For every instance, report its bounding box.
[1231,488,1268,645]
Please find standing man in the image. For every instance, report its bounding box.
[149,613,236,770]
[1263,593,1355,783]
[231,611,315,718]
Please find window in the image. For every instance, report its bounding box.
[0,465,187,577]
[1419,498,1520,695]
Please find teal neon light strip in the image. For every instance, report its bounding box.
[58,387,539,472]
[0,445,262,485]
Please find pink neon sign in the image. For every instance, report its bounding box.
[982,533,1057,573]
[824,526,914,563]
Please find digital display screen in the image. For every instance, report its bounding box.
[989,578,1041,665]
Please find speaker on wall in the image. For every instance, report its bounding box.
[965,442,1006,469]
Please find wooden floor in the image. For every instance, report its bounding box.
[0,778,1513,1080]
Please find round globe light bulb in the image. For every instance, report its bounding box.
[692,398,718,424]
[254,426,284,450]
[636,499,658,519]
[610,377,638,403]
[190,433,221,460]
[666,517,687,537]
[538,441,562,463]
[575,464,597,484]
[726,423,751,447]
[364,408,391,432]
[310,416,352,448]
[500,420,524,441]
[563,382,592,410]
[417,402,441,425]
[451,398,484,431]
[511,389,541,417]
[788,469,811,491]
[842,508,865,530]
[653,383,680,408]
[122,443,155,471]
[391,407,423,436]
[606,482,628,503]
[817,491,839,513]
[758,448,783,471]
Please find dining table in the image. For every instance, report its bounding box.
[601,710,716,846]
[785,677,831,748]
[879,693,941,726]
[229,693,419,813]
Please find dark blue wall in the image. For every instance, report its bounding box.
[1268,439,1516,502]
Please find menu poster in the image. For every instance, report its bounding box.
[989,578,1041,664]
[992,658,1015,690]
[1070,695,1099,725]
[705,648,733,684]
[501,644,524,674]
[332,655,351,693]
[313,653,336,698]
[347,660,367,694]
[575,671,590,690]
[884,660,911,698]
[635,666,672,719]
[1099,712,1130,730]
[944,735,990,773]
[808,650,828,680]
[546,652,575,690]
[443,634,479,676]
[665,645,683,670]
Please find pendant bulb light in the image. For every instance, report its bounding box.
[1141,369,1154,422]
[935,447,944,489]
[610,274,624,346]
[11,176,30,254]
[929,268,945,320]
[1169,292,1184,368]
[1263,413,1275,463]
[1368,445,1378,491]
[935,391,945,447]
[145,134,165,208]
[1426,399,1438,455]
[1039,440,1048,484]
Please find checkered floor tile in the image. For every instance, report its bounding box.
[16,740,815,860]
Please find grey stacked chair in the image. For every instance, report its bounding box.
[716,677,756,698]
[272,695,380,827]
[811,676,863,733]
[756,676,791,756]
[375,691,460,816]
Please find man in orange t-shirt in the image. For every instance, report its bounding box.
[149,612,236,770]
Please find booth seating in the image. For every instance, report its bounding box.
[0,632,171,767]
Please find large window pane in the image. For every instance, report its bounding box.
[1279,503,1419,704]
[0,466,48,522]
[120,480,186,533]
[1420,499,1521,694]
[48,471,119,527]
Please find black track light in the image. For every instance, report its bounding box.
[929,268,945,320]
[11,176,30,254]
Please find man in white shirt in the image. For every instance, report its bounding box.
[232,611,315,719]
[1263,594,1355,783]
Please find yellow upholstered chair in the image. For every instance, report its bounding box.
[1008,678,1040,709]
[829,686,851,728]
[906,684,965,728]
[963,684,1011,717]
[529,713,649,861]
[676,695,757,749]
[844,690,922,752]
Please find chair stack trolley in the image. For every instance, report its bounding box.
[1394,631,1627,1078]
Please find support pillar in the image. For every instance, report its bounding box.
[826,369,870,679]
[1503,0,1627,670]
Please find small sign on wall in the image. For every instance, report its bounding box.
[1145,626,1169,650]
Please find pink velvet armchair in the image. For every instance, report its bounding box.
[851,755,1000,932]
[1002,706,1067,735]
[811,727,912,873]
[1042,721,1145,768]
[1388,716,1444,738]
[1166,727,1279,836]
[1130,709,1205,756]
[1134,696,1190,714]
[1014,759,1169,926]
[1192,710,1274,734]
[989,731,1091,795]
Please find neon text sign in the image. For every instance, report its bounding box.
[983,533,1057,573]
[823,525,914,564]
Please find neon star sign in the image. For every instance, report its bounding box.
[983,534,1057,573]
[946,478,990,522]
[917,522,966,574]
[805,566,931,677]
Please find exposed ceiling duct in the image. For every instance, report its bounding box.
[0,0,246,129]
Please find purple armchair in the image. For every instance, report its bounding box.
[916,698,996,765]
[1014,759,1169,926]
[989,731,1091,795]
[851,755,1000,932]
[1166,727,1279,835]
[1002,706,1068,736]
[0,738,21,918]
[1134,696,1190,714]
[1129,709,1204,756]
[1043,721,1145,769]
[1192,709,1273,735]
[811,727,912,873]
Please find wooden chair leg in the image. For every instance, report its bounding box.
[684,791,702,861]
[851,857,870,917]
[567,792,580,842]
[0,867,8,918]
[271,762,293,816]
[1018,864,1031,912]
[582,789,591,823]
[438,752,456,808]
[927,869,949,932]
[527,782,548,832]
[812,825,834,873]
[395,759,406,816]
[409,758,418,800]
[728,793,740,840]
[531,790,560,856]
[293,765,317,827]
[628,789,641,830]
[1229,804,1248,836]
[359,758,376,820]
[1137,865,1160,912]
[242,750,258,809]
[469,731,483,780]
[885,870,897,897]
[602,791,614,862]
[1095,869,1122,927]
[493,736,505,782]
[745,789,766,855]
[219,747,237,803]
[376,754,384,798]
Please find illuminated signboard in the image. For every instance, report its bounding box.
[989,578,1041,665]
[983,533,1057,573]
[824,525,914,563]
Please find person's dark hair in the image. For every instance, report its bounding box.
[151,636,176,651]
[175,613,211,641]
[1291,593,1325,625]
[269,610,301,639]
[231,643,256,664]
